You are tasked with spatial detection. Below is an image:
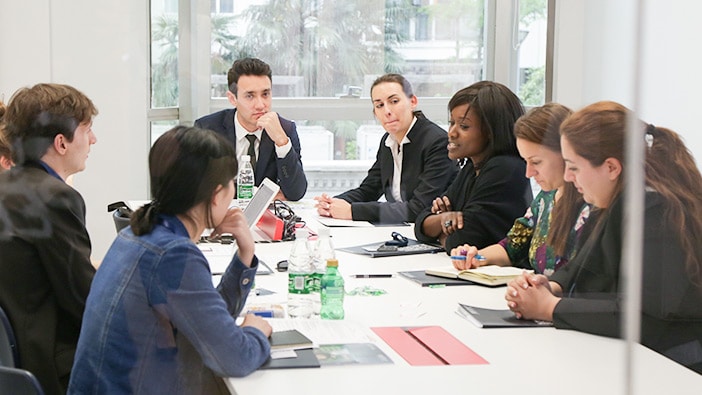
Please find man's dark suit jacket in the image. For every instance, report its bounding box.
[0,162,95,395]
[335,116,457,223]
[195,109,308,201]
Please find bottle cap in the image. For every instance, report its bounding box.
[326,258,339,267]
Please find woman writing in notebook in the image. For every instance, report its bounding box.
[449,103,590,276]
[414,81,531,252]
[505,101,702,373]
[69,126,272,394]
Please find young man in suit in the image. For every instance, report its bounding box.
[0,83,98,395]
[195,57,307,201]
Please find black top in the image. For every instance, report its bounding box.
[0,162,95,395]
[414,155,531,253]
[335,116,457,223]
[551,191,702,372]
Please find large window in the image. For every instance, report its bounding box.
[149,0,550,195]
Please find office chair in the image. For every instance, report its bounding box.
[107,201,132,233]
[0,305,19,367]
[0,366,45,395]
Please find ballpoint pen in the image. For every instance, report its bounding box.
[352,274,394,278]
[449,253,487,262]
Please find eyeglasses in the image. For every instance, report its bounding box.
[384,231,408,247]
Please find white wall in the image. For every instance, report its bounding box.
[639,1,702,164]
[3,0,702,260]
[0,0,150,261]
[553,0,702,164]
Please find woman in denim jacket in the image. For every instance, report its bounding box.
[69,126,272,394]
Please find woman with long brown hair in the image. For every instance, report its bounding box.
[505,101,702,373]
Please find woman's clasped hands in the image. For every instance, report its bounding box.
[314,193,352,220]
[504,272,560,322]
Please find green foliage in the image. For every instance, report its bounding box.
[151,14,240,106]
[151,15,179,108]
[345,140,358,160]
[519,66,545,106]
[234,0,411,96]
[520,0,547,25]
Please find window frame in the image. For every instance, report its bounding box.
[148,0,553,140]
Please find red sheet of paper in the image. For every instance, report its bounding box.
[372,326,488,366]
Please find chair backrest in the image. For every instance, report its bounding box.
[0,305,19,367]
[112,209,132,233]
[0,366,45,395]
[108,201,133,233]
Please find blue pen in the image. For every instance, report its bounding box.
[449,254,486,261]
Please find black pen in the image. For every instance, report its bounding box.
[352,274,394,278]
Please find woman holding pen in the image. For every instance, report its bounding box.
[450,103,591,276]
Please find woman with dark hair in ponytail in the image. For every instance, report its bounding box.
[70,126,272,394]
[505,101,702,374]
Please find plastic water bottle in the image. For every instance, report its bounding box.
[310,227,335,315]
[237,154,254,208]
[287,228,313,318]
[320,258,345,320]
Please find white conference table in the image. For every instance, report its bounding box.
[211,209,701,395]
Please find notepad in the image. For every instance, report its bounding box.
[260,348,320,370]
[397,270,475,287]
[269,329,313,351]
[456,303,553,328]
[425,265,531,287]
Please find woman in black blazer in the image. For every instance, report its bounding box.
[314,74,456,224]
[414,81,532,252]
[506,101,702,374]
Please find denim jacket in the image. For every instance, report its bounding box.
[68,215,270,394]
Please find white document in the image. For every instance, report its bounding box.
[315,216,374,227]
[267,319,375,345]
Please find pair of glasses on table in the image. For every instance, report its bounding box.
[376,232,409,251]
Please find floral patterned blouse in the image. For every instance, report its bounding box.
[498,190,590,276]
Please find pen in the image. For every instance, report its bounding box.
[353,274,394,278]
[449,254,486,261]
